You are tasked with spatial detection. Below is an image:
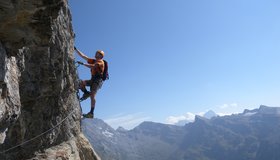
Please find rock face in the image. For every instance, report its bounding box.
[0,0,100,159]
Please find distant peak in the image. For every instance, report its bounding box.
[242,105,280,116]
[259,105,270,108]
[203,110,217,119]
[116,126,127,132]
[258,105,280,115]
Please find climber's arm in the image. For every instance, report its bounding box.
[74,47,90,61]
[83,63,95,68]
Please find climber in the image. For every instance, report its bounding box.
[74,46,108,118]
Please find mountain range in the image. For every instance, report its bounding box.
[82,105,280,160]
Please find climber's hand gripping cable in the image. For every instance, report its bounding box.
[77,61,84,65]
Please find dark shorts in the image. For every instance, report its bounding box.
[85,76,103,94]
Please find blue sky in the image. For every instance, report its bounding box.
[69,0,280,129]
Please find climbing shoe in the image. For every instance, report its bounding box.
[80,92,91,101]
[83,113,94,119]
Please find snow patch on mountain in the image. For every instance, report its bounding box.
[102,130,114,138]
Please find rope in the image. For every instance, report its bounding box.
[0,61,82,155]
[75,61,81,68]
[0,109,76,154]
[74,61,82,101]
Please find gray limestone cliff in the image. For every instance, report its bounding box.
[0,0,100,159]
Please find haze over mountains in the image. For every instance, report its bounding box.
[82,105,280,160]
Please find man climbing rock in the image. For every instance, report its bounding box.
[74,46,108,118]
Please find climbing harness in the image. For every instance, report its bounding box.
[0,109,76,154]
